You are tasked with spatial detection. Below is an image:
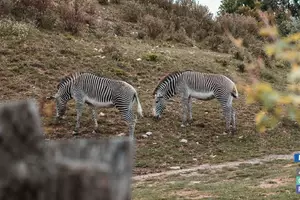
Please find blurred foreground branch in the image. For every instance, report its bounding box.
[0,99,134,200]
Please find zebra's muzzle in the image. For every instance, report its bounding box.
[154,115,161,121]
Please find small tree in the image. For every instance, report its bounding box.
[228,10,300,133]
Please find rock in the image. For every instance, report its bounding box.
[205,112,208,114]
[136,58,142,61]
[118,133,126,137]
[192,158,197,161]
[142,134,148,138]
[180,139,188,143]
[152,142,157,145]
[169,166,181,170]
[99,112,105,117]
[196,142,199,145]
[146,132,152,136]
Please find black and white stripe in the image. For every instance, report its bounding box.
[153,70,238,134]
[52,72,143,137]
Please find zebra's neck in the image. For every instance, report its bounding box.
[157,73,183,100]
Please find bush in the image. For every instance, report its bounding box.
[0,0,96,34]
[290,18,300,34]
[143,53,159,62]
[217,13,259,40]
[0,18,34,40]
[122,2,143,23]
[142,14,165,39]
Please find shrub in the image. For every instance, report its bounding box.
[0,18,34,40]
[122,2,143,23]
[217,13,259,40]
[142,14,165,39]
[59,0,96,34]
[102,43,122,60]
[290,18,300,34]
[143,53,158,62]
[0,0,96,34]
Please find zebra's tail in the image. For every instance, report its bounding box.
[231,84,239,98]
[134,93,143,117]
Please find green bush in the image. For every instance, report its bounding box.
[0,19,34,40]
[143,53,159,62]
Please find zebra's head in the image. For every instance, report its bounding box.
[153,92,166,119]
[47,77,73,119]
[47,94,67,118]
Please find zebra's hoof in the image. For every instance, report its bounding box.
[72,131,78,135]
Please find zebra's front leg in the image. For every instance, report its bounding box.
[181,97,189,127]
[222,105,232,135]
[231,107,236,134]
[73,102,84,135]
[91,107,98,134]
[187,96,193,124]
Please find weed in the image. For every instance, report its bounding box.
[237,62,245,73]
[143,53,159,62]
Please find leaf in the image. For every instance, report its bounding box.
[265,44,276,56]
[255,110,266,125]
[283,32,300,42]
[259,26,278,38]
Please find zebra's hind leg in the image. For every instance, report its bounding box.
[222,105,232,135]
[73,101,84,135]
[128,116,137,139]
[181,97,189,127]
[119,107,136,138]
[91,106,98,134]
[187,96,193,125]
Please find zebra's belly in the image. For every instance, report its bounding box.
[189,90,214,100]
[85,97,114,108]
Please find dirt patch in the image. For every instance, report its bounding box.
[133,152,298,181]
[258,177,294,189]
[173,189,216,199]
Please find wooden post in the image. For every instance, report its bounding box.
[0,100,134,200]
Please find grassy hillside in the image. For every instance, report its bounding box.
[133,159,300,199]
[0,1,299,176]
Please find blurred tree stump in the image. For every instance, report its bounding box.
[0,100,134,200]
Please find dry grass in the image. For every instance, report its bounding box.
[133,160,300,199]
[0,23,298,176]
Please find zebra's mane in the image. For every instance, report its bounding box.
[57,72,84,89]
[153,70,190,95]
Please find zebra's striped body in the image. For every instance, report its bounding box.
[49,72,143,137]
[153,70,238,134]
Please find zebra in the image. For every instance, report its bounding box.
[153,70,239,134]
[47,72,143,137]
